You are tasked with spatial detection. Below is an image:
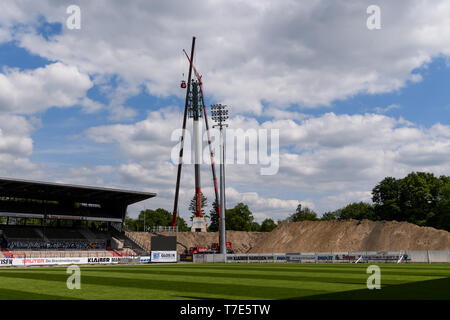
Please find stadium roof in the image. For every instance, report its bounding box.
[0,177,156,205]
[0,177,156,222]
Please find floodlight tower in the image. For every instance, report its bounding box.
[211,104,228,254]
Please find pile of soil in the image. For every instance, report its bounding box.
[249,219,450,253]
[176,231,266,253]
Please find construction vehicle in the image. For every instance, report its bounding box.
[187,242,233,254]
[188,246,210,254]
[211,242,234,254]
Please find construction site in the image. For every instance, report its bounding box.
[127,219,450,254]
[1,2,450,310]
[1,36,449,265]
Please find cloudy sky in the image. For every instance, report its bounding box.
[0,0,449,223]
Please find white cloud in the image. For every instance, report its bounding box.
[0,62,92,114]
[374,104,401,114]
[321,191,373,213]
[0,0,448,115]
[83,108,450,216]
[225,187,302,221]
[0,114,42,177]
[0,1,449,220]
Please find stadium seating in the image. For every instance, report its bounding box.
[1,226,41,240]
[0,224,139,259]
[43,227,86,240]
[1,226,108,249]
[0,248,137,259]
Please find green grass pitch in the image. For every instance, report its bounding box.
[0,263,449,300]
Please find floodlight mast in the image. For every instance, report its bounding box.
[212,104,229,255]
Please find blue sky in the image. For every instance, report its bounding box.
[0,1,449,222]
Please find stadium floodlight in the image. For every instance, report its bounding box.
[211,104,229,128]
[211,104,229,255]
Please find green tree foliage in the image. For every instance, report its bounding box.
[288,204,318,222]
[175,216,190,232]
[208,200,219,232]
[260,218,277,232]
[189,192,208,218]
[225,202,256,231]
[320,211,337,221]
[250,221,261,231]
[124,217,138,231]
[372,176,401,221]
[140,208,172,228]
[372,172,450,231]
[435,181,450,231]
[209,201,261,232]
[124,208,189,232]
[336,202,375,220]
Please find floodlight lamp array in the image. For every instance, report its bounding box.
[211,104,229,123]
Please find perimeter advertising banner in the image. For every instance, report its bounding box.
[139,256,151,263]
[0,257,124,266]
[151,251,177,263]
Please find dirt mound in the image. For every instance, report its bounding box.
[249,219,450,253]
[177,231,266,253]
[126,231,266,254]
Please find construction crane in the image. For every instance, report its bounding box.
[172,37,221,234]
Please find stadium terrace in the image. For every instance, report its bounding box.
[0,177,156,259]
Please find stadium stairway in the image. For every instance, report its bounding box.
[78,228,98,241]
[106,249,121,257]
[110,225,148,255]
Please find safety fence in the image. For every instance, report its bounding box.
[192,251,450,264]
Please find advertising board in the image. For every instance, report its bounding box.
[0,256,124,266]
[151,251,177,263]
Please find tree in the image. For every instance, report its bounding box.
[250,221,261,231]
[124,217,139,231]
[225,203,255,231]
[336,202,375,220]
[372,172,450,231]
[321,212,337,221]
[288,204,318,222]
[260,218,277,232]
[398,172,441,226]
[139,208,172,230]
[434,178,450,231]
[372,176,401,221]
[176,216,190,232]
[124,208,190,232]
[189,192,208,218]
[208,199,219,232]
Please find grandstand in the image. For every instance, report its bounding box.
[0,177,156,259]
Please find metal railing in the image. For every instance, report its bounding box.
[150,226,178,233]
